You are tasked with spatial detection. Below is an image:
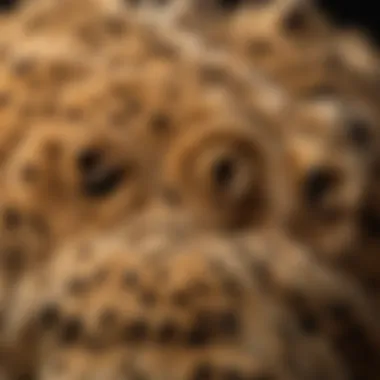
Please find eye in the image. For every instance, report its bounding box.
[77,148,126,198]
[212,156,236,189]
[162,126,269,229]
[303,167,338,205]
[77,148,103,174]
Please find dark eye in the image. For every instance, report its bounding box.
[212,157,235,189]
[77,149,103,174]
[77,148,126,198]
[303,167,337,204]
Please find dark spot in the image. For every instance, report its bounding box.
[212,157,235,189]
[221,368,244,380]
[150,113,171,134]
[77,148,127,198]
[360,207,380,239]
[0,0,21,12]
[59,317,83,344]
[191,362,214,380]
[77,148,103,174]
[216,0,243,11]
[303,167,338,205]
[123,319,148,342]
[327,301,352,322]
[347,118,372,148]
[122,271,139,288]
[3,247,24,275]
[299,311,320,334]
[140,290,157,307]
[2,207,22,230]
[83,167,126,198]
[156,319,178,343]
[39,303,61,330]
[282,7,308,33]
[187,311,214,346]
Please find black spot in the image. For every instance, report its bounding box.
[212,157,235,189]
[360,207,380,239]
[59,317,83,344]
[77,148,103,173]
[2,207,22,230]
[303,167,337,205]
[122,271,139,288]
[123,319,148,342]
[0,0,21,12]
[156,320,178,343]
[216,0,243,12]
[347,119,372,148]
[77,149,127,198]
[191,362,214,380]
[39,304,60,330]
